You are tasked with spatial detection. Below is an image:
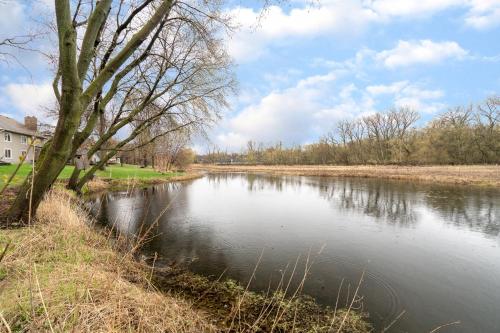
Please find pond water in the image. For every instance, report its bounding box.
[91,173,500,332]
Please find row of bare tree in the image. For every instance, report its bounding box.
[201,96,499,165]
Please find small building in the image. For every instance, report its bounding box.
[73,147,121,168]
[0,115,46,164]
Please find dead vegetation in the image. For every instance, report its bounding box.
[0,190,371,332]
[192,164,500,187]
[0,190,217,332]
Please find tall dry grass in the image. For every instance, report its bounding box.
[0,190,217,332]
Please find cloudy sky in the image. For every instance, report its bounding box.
[1,0,499,152]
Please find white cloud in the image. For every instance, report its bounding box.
[313,83,376,123]
[224,88,323,146]
[214,70,344,149]
[214,72,449,150]
[367,81,410,95]
[465,0,500,29]
[368,0,462,18]
[0,1,26,38]
[226,2,378,62]
[2,82,55,119]
[366,81,445,113]
[226,1,497,63]
[375,40,468,68]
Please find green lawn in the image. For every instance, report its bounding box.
[0,164,180,188]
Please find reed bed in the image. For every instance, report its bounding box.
[192,164,500,187]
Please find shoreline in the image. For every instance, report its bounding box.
[0,188,371,332]
[191,164,500,188]
[0,171,203,226]
[81,171,204,194]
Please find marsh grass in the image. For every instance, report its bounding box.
[192,164,500,187]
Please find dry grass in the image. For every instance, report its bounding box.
[153,262,371,333]
[192,164,500,187]
[0,190,217,332]
[0,189,371,333]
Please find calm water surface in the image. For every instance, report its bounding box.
[92,173,500,332]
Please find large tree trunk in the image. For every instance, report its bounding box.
[7,0,83,222]
[67,167,82,190]
[8,109,82,221]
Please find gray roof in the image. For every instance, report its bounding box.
[0,115,42,137]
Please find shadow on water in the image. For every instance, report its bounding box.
[89,173,500,332]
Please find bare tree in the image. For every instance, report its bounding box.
[67,11,234,191]
[153,129,191,171]
[7,0,234,222]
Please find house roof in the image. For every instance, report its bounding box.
[0,115,43,137]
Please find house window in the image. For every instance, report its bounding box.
[4,149,12,159]
[21,135,27,144]
[4,132,11,142]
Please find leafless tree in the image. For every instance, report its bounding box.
[8,0,234,221]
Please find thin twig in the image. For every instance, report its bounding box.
[0,241,10,263]
[383,310,406,332]
[329,278,345,330]
[228,247,265,332]
[429,320,461,333]
[0,312,11,333]
[336,270,365,333]
[33,264,55,333]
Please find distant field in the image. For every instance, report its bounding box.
[0,164,180,188]
[192,164,500,187]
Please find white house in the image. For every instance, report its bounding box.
[0,115,46,164]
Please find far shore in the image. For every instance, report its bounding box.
[191,164,500,187]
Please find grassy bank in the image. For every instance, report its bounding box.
[80,171,202,194]
[192,164,500,187]
[0,164,187,189]
[0,190,371,332]
[0,164,201,221]
[0,190,215,332]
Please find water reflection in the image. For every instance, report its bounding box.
[317,179,418,226]
[203,173,500,232]
[424,188,500,236]
[90,173,500,332]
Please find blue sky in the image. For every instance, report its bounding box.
[1,0,499,152]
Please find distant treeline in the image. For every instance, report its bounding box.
[199,96,499,165]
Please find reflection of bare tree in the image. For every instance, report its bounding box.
[206,173,305,193]
[424,188,500,237]
[318,178,418,226]
[92,183,230,276]
[92,173,500,266]
[205,173,500,233]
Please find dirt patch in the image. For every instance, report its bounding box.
[0,187,20,228]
